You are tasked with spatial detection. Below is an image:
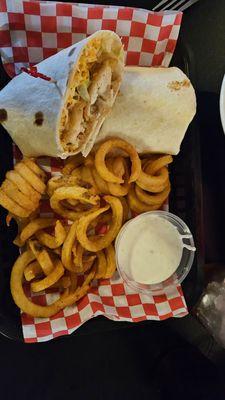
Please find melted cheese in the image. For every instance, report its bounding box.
[73,38,102,87]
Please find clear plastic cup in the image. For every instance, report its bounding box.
[115,210,196,296]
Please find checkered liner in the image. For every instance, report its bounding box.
[0,0,182,77]
[1,1,187,343]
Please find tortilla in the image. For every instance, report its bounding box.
[0,30,124,158]
[97,66,196,155]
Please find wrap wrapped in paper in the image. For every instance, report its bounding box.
[97,66,196,155]
[0,30,124,158]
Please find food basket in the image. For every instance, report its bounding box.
[0,33,204,341]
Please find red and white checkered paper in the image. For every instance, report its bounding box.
[0,0,183,76]
[1,1,188,343]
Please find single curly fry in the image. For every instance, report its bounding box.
[76,196,123,252]
[15,162,46,194]
[28,239,54,275]
[110,157,125,179]
[24,260,43,282]
[145,155,173,175]
[136,154,172,193]
[73,243,96,273]
[95,138,141,184]
[47,175,79,197]
[128,184,162,214]
[0,190,31,218]
[36,220,67,249]
[104,244,116,279]
[31,258,64,293]
[20,218,56,244]
[69,272,78,293]
[50,186,100,220]
[107,157,130,196]
[135,183,170,206]
[61,221,77,272]
[136,166,169,193]
[95,251,107,279]
[22,158,46,181]
[119,196,130,223]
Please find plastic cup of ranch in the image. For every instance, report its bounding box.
[115,211,196,296]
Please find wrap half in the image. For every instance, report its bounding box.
[0,30,124,158]
[97,66,196,155]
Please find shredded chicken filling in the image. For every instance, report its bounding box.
[59,37,123,153]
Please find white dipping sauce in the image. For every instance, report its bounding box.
[117,214,183,284]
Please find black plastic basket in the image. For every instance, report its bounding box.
[0,37,204,342]
[169,38,204,306]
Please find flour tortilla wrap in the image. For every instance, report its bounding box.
[97,66,196,155]
[0,30,124,158]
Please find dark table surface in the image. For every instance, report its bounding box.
[0,1,225,398]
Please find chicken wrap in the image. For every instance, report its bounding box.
[97,66,196,155]
[0,30,124,158]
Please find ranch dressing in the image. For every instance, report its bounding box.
[117,214,183,285]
